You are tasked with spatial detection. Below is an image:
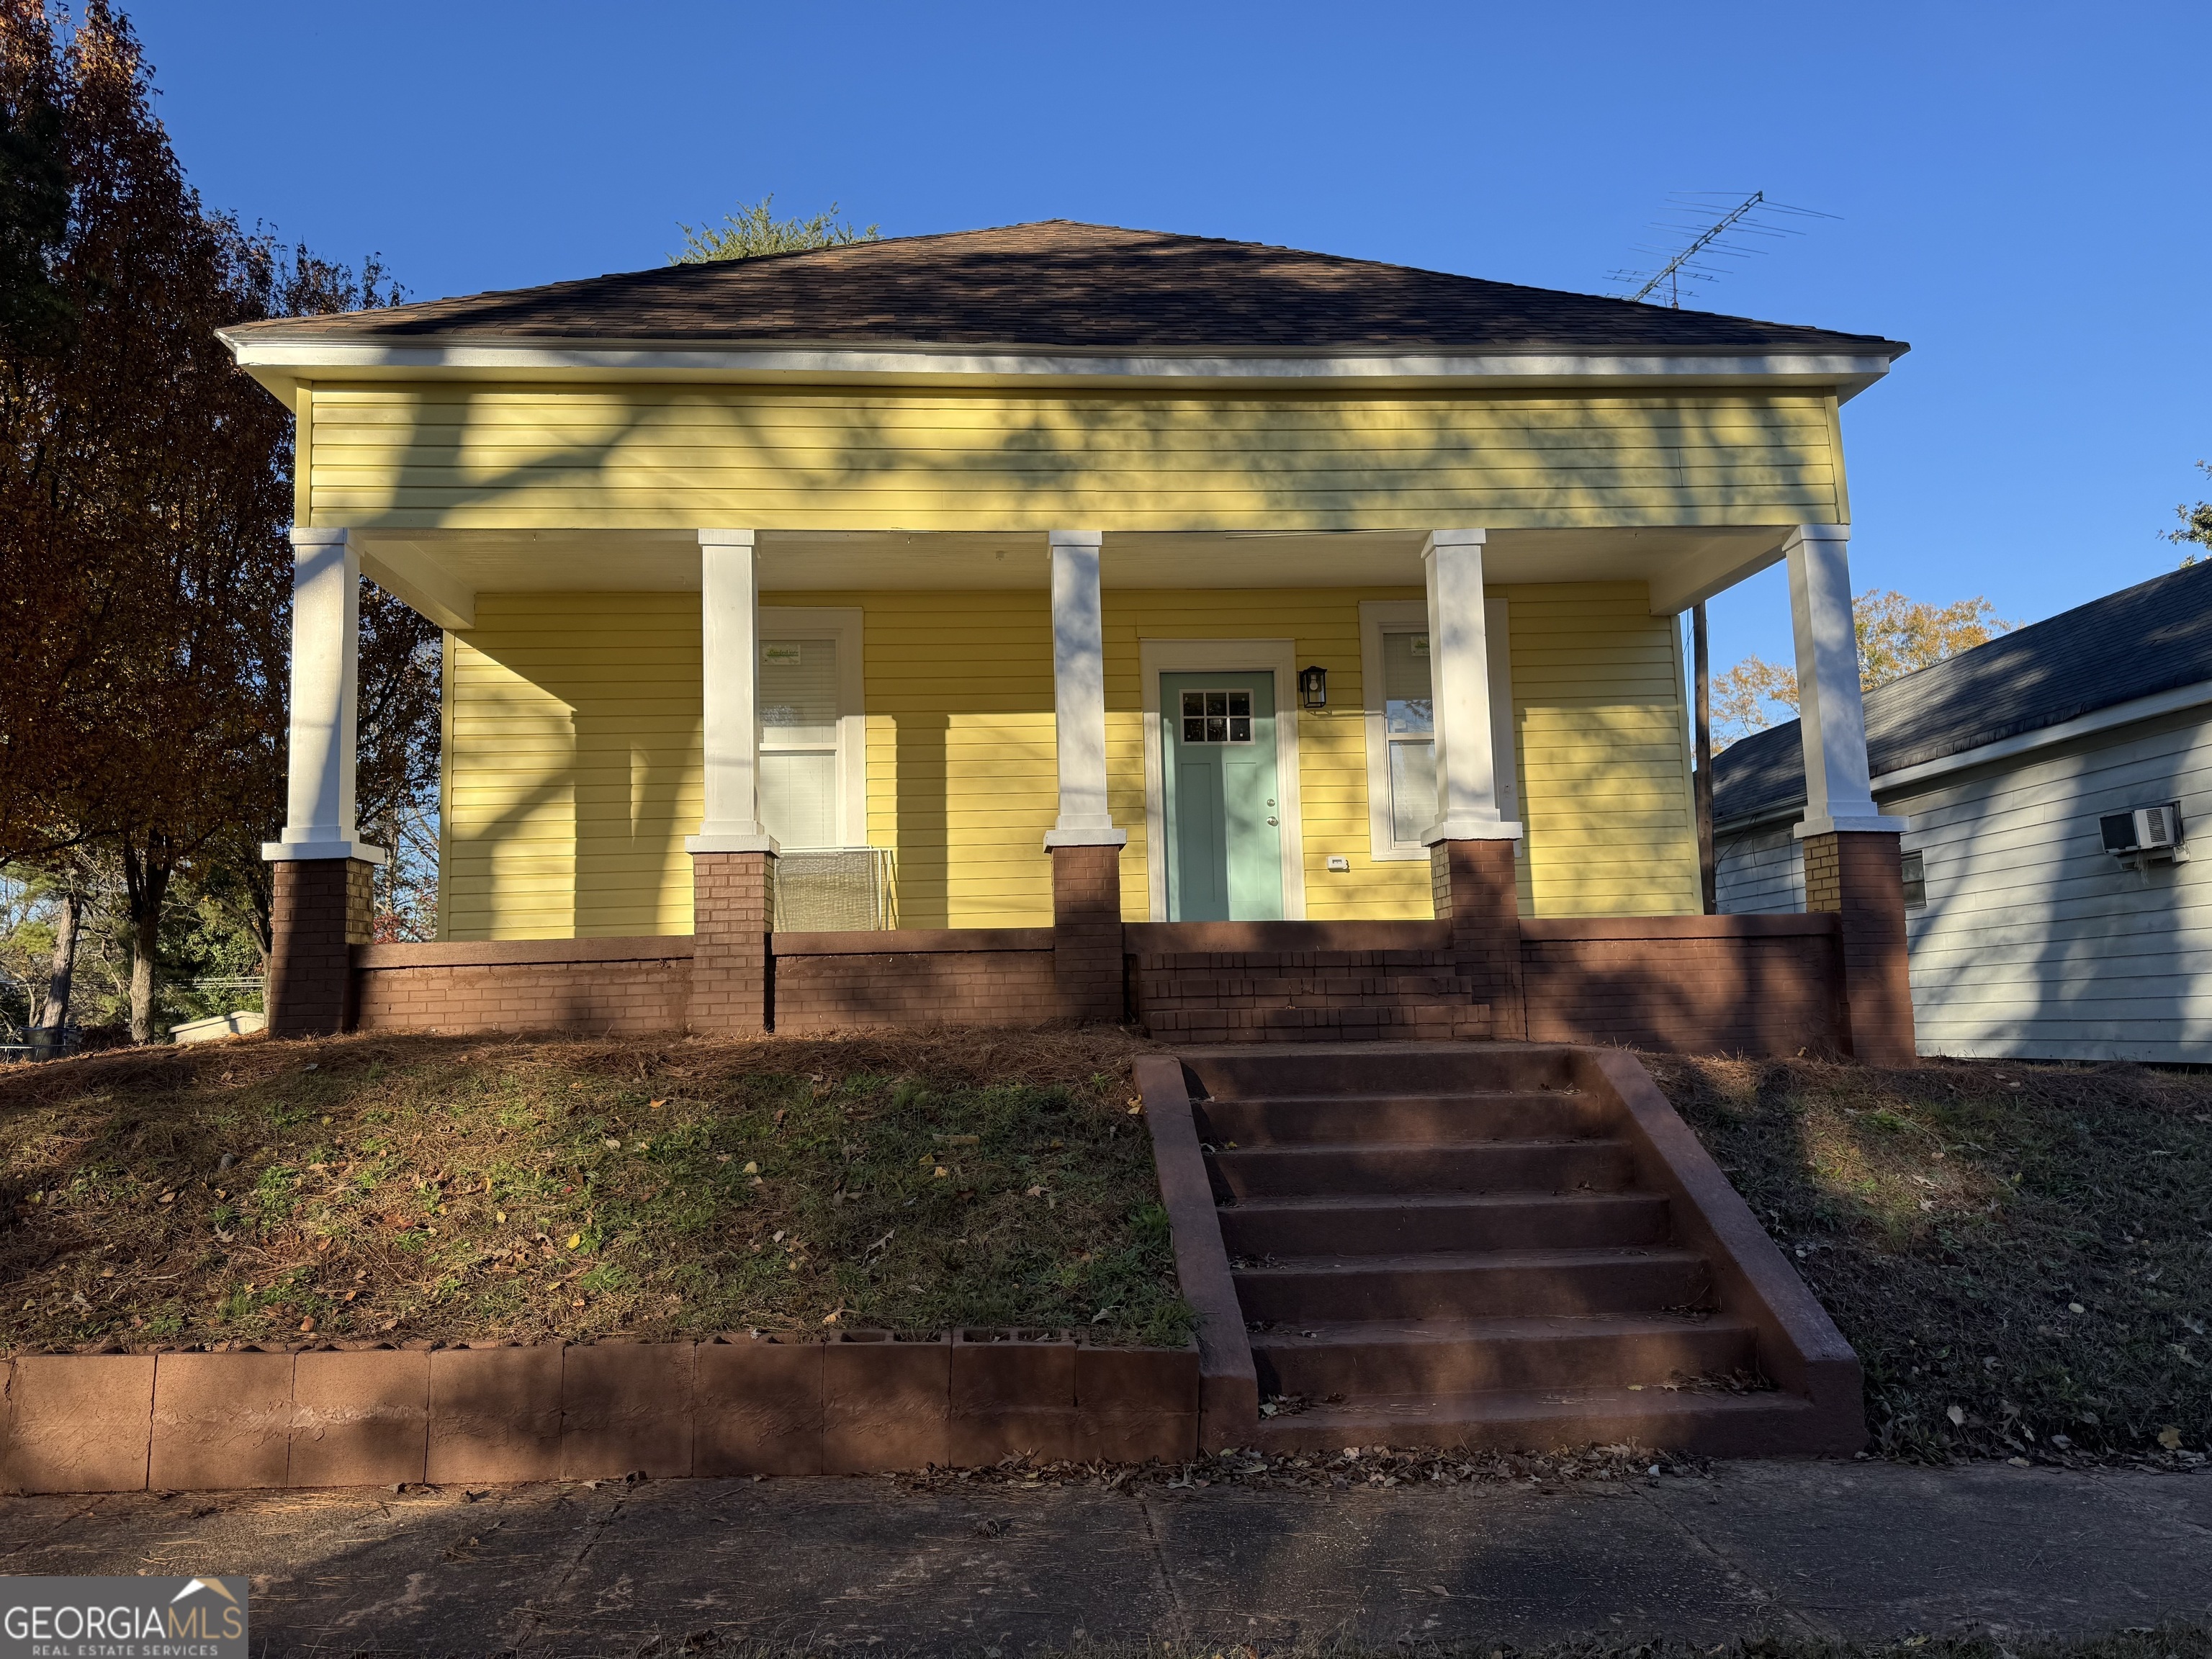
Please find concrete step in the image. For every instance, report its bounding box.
[1179,1043,1584,1100]
[1208,1138,1633,1200]
[1247,1312,1756,1397]
[1220,1190,1671,1256]
[1231,1246,1712,1322]
[1243,1382,1825,1457]
[1198,1090,1611,1147]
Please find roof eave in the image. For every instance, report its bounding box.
[218,332,1903,400]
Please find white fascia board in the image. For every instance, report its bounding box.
[1712,677,2212,835]
[219,331,1897,397]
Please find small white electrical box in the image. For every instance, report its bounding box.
[1326,855,1351,873]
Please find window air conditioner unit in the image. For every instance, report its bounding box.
[2100,802,2187,866]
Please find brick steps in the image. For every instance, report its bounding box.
[1249,1313,1756,1396]
[1202,1090,1611,1144]
[1209,1139,1635,1199]
[1233,1247,1711,1321]
[1245,1384,1827,1457]
[1167,1041,1864,1457]
[1220,1191,1671,1256]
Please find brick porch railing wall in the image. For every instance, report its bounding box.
[345,918,1848,1058]
[771,929,1063,1034]
[1519,915,1846,1056]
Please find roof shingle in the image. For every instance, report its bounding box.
[228,220,1908,356]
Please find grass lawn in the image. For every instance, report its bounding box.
[0,1028,1192,1354]
[1647,1053,2212,1466]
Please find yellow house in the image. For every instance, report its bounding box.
[223,222,1915,1057]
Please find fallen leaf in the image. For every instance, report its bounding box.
[742,1161,759,1175]
[1126,1100,1143,1115]
[1026,1185,1046,1198]
[566,1233,582,1250]
[603,1138,621,1151]
[934,1166,949,1179]
[495,1211,506,1224]
[158,1192,175,1205]
[649,1099,666,1109]
[2068,1303,2085,1314]
[298,1318,315,1333]
[1947,1405,1966,1426]
[2159,1426,2184,1449]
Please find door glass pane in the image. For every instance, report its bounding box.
[1388,739,1437,845]
[760,750,837,849]
[1383,631,1433,737]
[760,638,838,746]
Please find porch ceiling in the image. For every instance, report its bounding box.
[351,523,1788,631]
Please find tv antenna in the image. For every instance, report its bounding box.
[1611,191,1837,308]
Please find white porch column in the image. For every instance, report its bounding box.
[264,526,385,865]
[1420,528,1521,843]
[1785,525,1905,839]
[1043,529,1126,848]
[685,527,778,853]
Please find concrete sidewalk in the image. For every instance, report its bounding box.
[0,1461,2206,1657]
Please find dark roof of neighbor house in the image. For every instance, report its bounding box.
[225,220,1909,356]
[1712,561,2212,826]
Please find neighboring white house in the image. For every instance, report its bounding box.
[1712,562,2212,1062]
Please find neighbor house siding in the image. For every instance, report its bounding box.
[1714,820,1804,914]
[1893,713,2212,1063]
[1505,583,1702,917]
[1716,708,2212,1061]
[303,385,1848,533]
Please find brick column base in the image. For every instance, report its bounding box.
[1051,843,1126,1022]
[266,858,374,1037]
[1803,830,1915,1066]
[691,851,775,1035]
[1429,838,1526,1040]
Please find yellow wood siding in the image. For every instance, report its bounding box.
[436,583,1700,938]
[1501,581,1701,917]
[309,385,1846,533]
[442,593,703,940]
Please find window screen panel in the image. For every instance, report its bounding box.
[760,750,838,849]
[759,639,838,747]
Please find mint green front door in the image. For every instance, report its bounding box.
[1161,673,1285,922]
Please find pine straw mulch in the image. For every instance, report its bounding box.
[1645,1052,2212,1470]
[0,1026,1195,1354]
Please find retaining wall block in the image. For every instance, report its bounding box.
[823,1331,950,1473]
[428,1344,563,1485]
[4,1354,155,1494]
[696,1333,824,1477]
[150,1349,295,1491]
[950,1330,1077,1467]
[1076,1341,1202,1465]
[289,1346,430,1488]
[560,1342,695,1480]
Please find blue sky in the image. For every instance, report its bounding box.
[131,0,2210,673]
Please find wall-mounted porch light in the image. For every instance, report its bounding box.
[1298,665,1328,709]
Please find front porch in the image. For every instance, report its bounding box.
[264,523,1907,1059]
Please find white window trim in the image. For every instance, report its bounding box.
[1359,598,1518,862]
[1138,637,1308,923]
[758,606,866,848]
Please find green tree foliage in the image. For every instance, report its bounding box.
[1712,590,2017,747]
[671,194,879,264]
[2169,462,2212,567]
